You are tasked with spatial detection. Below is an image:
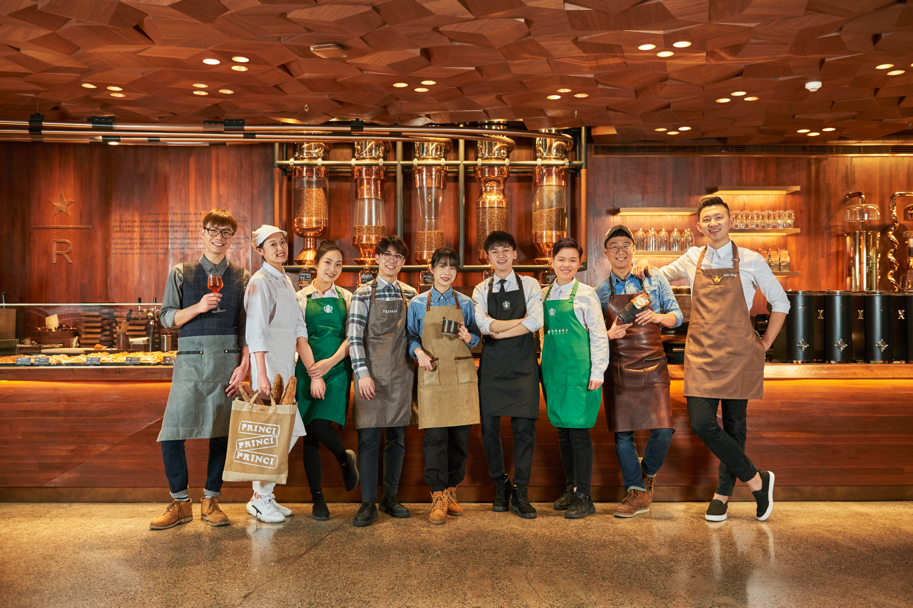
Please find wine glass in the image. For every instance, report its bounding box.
[207,271,225,313]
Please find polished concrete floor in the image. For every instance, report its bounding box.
[1,501,911,608]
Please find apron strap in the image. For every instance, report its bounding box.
[730,241,740,273]
[696,246,708,270]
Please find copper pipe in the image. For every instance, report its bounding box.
[273,167,281,229]
[888,192,913,292]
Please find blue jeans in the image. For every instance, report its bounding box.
[614,428,674,492]
[161,437,228,499]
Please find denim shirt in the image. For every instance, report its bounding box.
[407,287,482,358]
[594,270,683,328]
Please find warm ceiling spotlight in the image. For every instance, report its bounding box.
[193,83,208,88]
[673,41,692,48]
[547,94,561,100]
[110,93,125,97]
[107,86,123,91]
[108,141,119,146]
[657,51,674,58]
[232,56,249,63]
[655,128,667,132]
[807,132,820,137]
[193,90,209,95]
[219,89,234,94]
[421,80,436,85]
[415,87,429,92]
[679,126,692,131]
[888,70,905,76]
[797,129,810,133]
[667,131,680,135]
[557,88,572,93]
[744,96,759,101]
[231,65,248,72]
[822,127,836,132]
[81,83,96,89]
[731,91,747,96]
[574,93,589,98]
[716,98,730,103]
[638,44,656,51]
[393,82,408,88]
[203,58,220,65]
[876,63,894,70]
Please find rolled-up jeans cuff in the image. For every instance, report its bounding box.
[627,485,646,493]
[203,489,221,498]
[170,490,189,500]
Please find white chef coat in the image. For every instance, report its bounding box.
[472,271,544,335]
[543,278,609,382]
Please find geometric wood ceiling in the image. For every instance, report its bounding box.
[1,0,913,144]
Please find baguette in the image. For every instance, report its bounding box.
[279,376,297,405]
[239,382,256,401]
[271,373,284,403]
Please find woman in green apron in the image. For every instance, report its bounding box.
[296,241,359,520]
[541,237,609,520]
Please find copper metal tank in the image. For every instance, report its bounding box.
[532,130,573,265]
[352,140,387,266]
[290,142,331,266]
[474,124,514,262]
[412,140,451,264]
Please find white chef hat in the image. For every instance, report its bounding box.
[251,224,287,248]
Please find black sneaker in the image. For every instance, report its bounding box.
[564,491,595,519]
[510,485,538,519]
[341,449,360,492]
[553,488,574,511]
[492,474,511,512]
[311,491,330,521]
[705,499,728,522]
[353,501,378,527]
[752,471,775,521]
[379,494,411,518]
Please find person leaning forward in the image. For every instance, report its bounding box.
[596,225,683,519]
[151,209,250,531]
[347,236,418,527]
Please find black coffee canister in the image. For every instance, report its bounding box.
[823,291,853,363]
[813,292,826,362]
[851,293,866,362]
[786,291,817,362]
[893,293,909,362]
[864,292,892,362]
[907,293,913,363]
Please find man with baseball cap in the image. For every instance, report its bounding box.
[595,225,683,518]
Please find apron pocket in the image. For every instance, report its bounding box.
[421,362,441,387]
[641,357,670,385]
[174,352,203,383]
[725,325,755,357]
[202,349,240,385]
[455,356,478,385]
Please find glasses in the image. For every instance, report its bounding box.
[204,226,235,239]
[379,252,406,263]
[607,244,633,254]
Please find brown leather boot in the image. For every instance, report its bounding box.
[614,489,650,518]
[429,491,447,525]
[445,487,463,516]
[150,499,193,530]
[642,475,655,509]
[201,496,230,527]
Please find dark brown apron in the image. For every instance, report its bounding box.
[603,275,673,432]
[352,280,418,429]
[684,242,765,400]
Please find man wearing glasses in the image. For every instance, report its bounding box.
[595,225,682,519]
[347,236,418,527]
[151,210,250,530]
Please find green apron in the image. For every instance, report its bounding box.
[295,287,352,427]
[541,280,602,429]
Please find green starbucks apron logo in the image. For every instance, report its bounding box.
[323,304,333,313]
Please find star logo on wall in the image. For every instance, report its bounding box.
[50,191,74,215]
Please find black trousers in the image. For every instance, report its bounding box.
[555,427,593,496]
[480,415,536,487]
[301,419,347,495]
[686,397,758,496]
[422,424,471,493]
[356,426,406,502]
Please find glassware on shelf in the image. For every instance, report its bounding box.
[353,140,387,266]
[765,210,775,229]
[658,227,669,251]
[475,124,514,262]
[290,141,331,266]
[532,131,572,264]
[634,228,645,250]
[670,228,681,251]
[780,249,790,272]
[752,211,762,229]
[735,210,745,229]
[683,228,694,249]
[645,228,657,251]
[787,210,795,228]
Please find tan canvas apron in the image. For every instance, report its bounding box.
[684,242,765,400]
[352,280,417,429]
[416,296,481,430]
[603,277,673,432]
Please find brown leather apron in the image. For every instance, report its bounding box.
[416,295,481,430]
[352,280,418,429]
[684,242,765,400]
[603,275,673,432]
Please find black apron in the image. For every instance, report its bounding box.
[478,275,540,419]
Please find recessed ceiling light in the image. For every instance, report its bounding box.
[673,41,691,48]
[107,86,122,91]
[415,87,429,92]
[193,91,209,95]
[657,51,674,58]
[679,126,691,131]
[557,88,572,93]
[731,91,746,96]
[219,89,234,94]
[108,141,119,146]
[667,131,679,135]
[547,95,561,100]
[655,128,667,132]
[638,44,655,51]
[231,65,248,72]
[797,129,810,133]
[876,63,894,70]
[888,70,905,76]
[807,132,820,137]
[744,96,759,101]
[421,80,436,85]
[203,58,220,65]
[822,127,835,132]
[716,98,730,103]
[232,56,249,63]
[110,93,125,97]
[574,93,588,98]
[393,83,408,88]
[193,84,208,88]
[81,83,96,89]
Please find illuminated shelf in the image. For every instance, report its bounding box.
[712,186,800,195]
[613,207,695,216]
[731,228,800,236]
[773,271,800,277]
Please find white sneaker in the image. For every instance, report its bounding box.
[271,499,293,517]
[247,495,285,523]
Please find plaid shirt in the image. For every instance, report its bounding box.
[347,277,418,381]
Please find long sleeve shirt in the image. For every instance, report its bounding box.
[407,287,482,358]
[160,255,249,347]
[543,279,609,382]
[471,271,544,335]
[347,277,419,381]
[594,270,684,328]
[244,263,308,354]
[662,240,791,314]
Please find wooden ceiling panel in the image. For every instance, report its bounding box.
[438,18,529,48]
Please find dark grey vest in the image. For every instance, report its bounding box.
[179,260,245,338]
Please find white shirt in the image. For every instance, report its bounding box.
[662,241,791,314]
[297,283,353,309]
[244,263,308,353]
[472,271,544,335]
[543,279,609,382]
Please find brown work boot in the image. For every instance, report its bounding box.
[614,489,651,519]
[429,491,447,525]
[150,499,193,530]
[445,487,463,516]
[642,474,655,508]
[201,496,230,527]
